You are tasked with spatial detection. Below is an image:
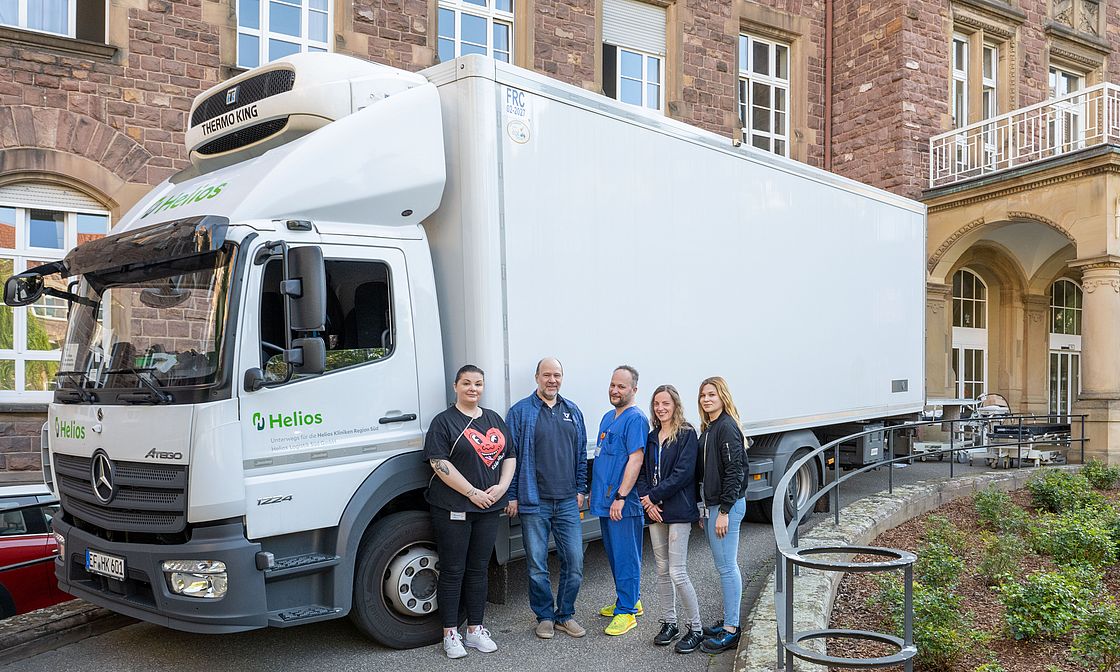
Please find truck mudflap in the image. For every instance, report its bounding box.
[54,518,268,634]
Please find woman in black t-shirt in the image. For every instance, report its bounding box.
[424,364,516,659]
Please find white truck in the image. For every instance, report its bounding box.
[5,53,925,648]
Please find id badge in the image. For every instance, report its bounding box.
[450,511,466,521]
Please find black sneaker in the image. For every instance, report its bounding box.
[653,622,679,646]
[674,628,705,654]
[701,620,724,637]
[699,628,741,654]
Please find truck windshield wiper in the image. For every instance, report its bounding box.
[54,372,96,404]
[101,366,173,404]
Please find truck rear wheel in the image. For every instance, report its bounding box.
[350,510,452,648]
[746,449,818,525]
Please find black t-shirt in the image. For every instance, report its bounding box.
[423,406,515,513]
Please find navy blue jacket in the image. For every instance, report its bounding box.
[506,391,587,514]
[635,425,700,524]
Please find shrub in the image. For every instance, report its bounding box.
[1027,469,1104,513]
[924,515,966,551]
[998,568,1095,640]
[977,532,1027,586]
[974,488,1014,529]
[916,541,965,590]
[1029,510,1118,567]
[1082,459,1120,491]
[873,577,984,671]
[1072,600,1120,672]
[974,664,1007,672]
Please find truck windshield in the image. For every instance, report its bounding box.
[59,245,236,394]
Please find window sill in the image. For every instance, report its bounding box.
[0,25,116,61]
[0,403,49,414]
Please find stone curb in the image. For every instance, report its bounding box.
[0,599,136,667]
[732,466,1079,672]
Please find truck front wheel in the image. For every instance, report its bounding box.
[350,510,449,648]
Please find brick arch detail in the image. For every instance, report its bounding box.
[927,212,1077,276]
[1,105,153,183]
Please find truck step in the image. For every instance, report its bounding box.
[268,605,342,627]
[265,553,341,580]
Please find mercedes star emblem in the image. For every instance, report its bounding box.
[90,451,115,504]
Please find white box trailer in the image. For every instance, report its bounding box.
[6,54,925,650]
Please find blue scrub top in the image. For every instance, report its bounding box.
[590,406,648,518]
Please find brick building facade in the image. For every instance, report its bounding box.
[3,0,1120,477]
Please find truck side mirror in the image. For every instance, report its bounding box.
[285,246,326,332]
[289,337,325,375]
[4,273,45,307]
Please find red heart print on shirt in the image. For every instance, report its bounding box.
[465,427,506,469]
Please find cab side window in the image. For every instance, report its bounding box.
[260,258,394,378]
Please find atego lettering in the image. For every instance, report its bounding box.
[199,104,260,135]
[145,448,184,460]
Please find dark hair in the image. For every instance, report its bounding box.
[535,357,564,375]
[614,365,639,386]
[454,364,484,383]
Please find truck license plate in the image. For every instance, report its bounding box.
[86,549,126,581]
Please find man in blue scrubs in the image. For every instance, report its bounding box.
[590,365,647,636]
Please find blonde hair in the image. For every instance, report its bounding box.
[698,376,741,431]
[650,384,690,441]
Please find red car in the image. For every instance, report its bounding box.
[0,485,73,618]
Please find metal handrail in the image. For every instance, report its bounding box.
[772,413,1088,670]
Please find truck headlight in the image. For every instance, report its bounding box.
[161,560,228,599]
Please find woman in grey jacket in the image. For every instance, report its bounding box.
[695,376,748,654]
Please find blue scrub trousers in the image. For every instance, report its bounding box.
[599,515,643,615]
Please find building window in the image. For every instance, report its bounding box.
[1049,65,1085,151]
[237,0,331,70]
[0,195,110,401]
[951,35,969,129]
[738,34,790,157]
[437,0,513,64]
[0,0,76,38]
[1049,278,1082,415]
[951,268,987,400]
[602,0,666,113]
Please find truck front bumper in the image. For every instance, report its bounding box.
[54,518,268,633]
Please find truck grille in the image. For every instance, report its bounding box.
[195,118,288,156]
[190,69,296,128]
[54,453,188,534]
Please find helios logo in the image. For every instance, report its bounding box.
[145,448,183,460]
[54,418,85,440]
[252,411,323,431]
[140,181,228,219]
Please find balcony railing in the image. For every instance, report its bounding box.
[929,82,1120,188]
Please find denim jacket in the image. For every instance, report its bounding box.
[506,392,587,515]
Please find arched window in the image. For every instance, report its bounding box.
[1049,278,1082,415]
[951,268,988,399]
[0,183,110,401]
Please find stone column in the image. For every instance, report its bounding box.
[925,282,953,400]
[1022,294,1051,415]
[1070,256,1120,464]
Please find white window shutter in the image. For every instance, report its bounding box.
[0,183,106,212]
[603,0,666,56]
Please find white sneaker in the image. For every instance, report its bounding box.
[443,632,467,659]
[463,626,498,653]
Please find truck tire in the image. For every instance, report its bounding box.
[350,510,458,648]
[746,449,819,525]
[0,585,15,620]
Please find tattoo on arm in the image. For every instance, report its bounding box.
[430,459,450,476]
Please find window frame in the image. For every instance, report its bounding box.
[436,0,515,65]
[257,255,397,384]
[236,0,333,70]
[950,268,988,401]
[0,0,76,39]
[738,33,791,158]
[0,200,111,402]
[603,43,663,112]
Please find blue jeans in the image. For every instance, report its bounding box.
[521,498,584,623]
[705,498,745,628]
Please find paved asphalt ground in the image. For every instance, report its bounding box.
[4,458,996,672]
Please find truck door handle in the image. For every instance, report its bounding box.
[379,413,417,424]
